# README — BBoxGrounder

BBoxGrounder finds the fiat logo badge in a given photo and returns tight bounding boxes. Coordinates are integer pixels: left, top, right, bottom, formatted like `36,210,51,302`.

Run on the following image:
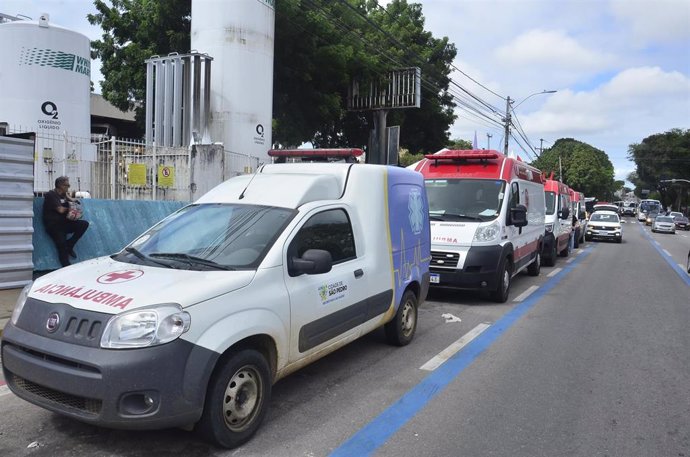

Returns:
46,312,60,333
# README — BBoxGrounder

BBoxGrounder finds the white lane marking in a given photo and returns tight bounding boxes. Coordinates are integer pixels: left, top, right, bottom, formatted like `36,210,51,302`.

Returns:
0,385,10,397
513,285,539,302
441,313,462,323
420,323,491,371
566,257,575,263
663,249,671,256
547,267,562,277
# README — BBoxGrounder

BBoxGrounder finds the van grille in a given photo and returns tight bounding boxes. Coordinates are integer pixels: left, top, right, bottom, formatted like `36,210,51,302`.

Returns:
430,251,459,269
8,372,102,416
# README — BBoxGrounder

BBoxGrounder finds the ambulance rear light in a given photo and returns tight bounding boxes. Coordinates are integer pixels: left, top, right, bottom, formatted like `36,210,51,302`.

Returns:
424,149,500,162
268,148,363,163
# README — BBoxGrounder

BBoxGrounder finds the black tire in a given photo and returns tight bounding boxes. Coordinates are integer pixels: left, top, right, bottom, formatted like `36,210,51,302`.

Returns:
527,250,540,276
585,235,591,242
490,258,512,303
385,290,418,346
197,349,271,449
686,251,690,274
543,243,557,267
616,238,622,243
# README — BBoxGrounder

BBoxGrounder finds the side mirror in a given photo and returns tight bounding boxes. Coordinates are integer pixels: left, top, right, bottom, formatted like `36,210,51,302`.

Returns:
559,207,570,220
290,249,333,276
509,204,528,227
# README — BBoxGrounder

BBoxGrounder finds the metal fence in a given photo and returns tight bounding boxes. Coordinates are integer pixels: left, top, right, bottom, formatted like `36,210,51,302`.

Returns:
8,127,262,201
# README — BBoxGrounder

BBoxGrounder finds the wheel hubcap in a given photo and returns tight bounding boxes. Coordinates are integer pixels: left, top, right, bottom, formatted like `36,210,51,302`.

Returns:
502,269,510,294
222,366,262,431
400,301,416,337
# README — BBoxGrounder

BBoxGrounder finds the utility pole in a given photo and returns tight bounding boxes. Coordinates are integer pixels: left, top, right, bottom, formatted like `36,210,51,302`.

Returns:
487,133,492,150
539,138,544,155
503,96,512,155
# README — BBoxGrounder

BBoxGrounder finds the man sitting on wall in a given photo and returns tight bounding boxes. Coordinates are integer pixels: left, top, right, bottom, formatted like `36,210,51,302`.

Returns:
43,176,89,267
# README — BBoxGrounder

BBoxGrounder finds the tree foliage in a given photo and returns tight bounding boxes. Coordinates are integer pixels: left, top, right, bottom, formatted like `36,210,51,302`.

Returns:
627,128,690,211
88,0,192,133
89,0,457,154
531,138,617,200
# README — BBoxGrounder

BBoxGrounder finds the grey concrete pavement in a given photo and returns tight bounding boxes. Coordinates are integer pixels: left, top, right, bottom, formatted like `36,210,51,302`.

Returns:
0,287,21,338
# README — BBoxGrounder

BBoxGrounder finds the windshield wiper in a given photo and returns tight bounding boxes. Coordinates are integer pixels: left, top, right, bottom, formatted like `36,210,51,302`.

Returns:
430,213,484,222
124,247,175,269
149,253,234,270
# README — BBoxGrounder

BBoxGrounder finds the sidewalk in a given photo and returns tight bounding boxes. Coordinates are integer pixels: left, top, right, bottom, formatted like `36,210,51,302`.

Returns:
0,287,21,338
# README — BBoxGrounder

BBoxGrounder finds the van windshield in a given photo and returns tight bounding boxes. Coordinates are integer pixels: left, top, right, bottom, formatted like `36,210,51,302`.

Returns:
425,179,506,221
115,204,296,270
545,191,557,215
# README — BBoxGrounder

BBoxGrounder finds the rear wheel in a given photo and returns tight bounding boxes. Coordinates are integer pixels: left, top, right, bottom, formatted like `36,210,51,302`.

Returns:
559,240,570,257
197,349,271,449
527,251,540,276
543,243,557,267
385,290,418,346
490,258,512,303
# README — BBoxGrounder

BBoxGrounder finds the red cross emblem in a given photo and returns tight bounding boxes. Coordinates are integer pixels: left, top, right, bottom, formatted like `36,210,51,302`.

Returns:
97,269,145,284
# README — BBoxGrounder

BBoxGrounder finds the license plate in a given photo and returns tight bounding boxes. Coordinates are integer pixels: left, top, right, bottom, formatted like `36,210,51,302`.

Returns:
430,273,440,284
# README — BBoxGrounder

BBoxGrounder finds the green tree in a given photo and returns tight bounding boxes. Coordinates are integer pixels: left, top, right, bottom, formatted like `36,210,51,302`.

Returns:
531,138,617,200
88,0,192,134
628,128,690,211
89,0,457,154
447,138,472,150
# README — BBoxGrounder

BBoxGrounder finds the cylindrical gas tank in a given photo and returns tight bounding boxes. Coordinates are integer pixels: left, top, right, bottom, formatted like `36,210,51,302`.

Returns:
0,15,91,140
0,14,92,192
191,0,275,172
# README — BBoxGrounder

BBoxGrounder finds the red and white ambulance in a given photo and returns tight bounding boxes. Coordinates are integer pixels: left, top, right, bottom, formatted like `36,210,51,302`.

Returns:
569,188,587,248
542,178,573,265
411,149,545,302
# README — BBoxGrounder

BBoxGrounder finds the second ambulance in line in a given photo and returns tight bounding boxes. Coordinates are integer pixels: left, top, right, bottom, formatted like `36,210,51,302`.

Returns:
410,149,545,302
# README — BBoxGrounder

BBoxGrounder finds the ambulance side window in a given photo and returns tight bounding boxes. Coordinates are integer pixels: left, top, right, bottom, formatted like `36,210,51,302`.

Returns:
508,182,520,208
289,209,356,264
506,182,520,224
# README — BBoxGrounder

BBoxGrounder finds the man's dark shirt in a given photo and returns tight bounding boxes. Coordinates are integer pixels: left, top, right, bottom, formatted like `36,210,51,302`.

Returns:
43,190,69,226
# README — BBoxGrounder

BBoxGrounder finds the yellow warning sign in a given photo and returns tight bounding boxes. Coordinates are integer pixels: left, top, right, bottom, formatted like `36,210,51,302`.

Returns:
128,163,147,186
158,165,174,188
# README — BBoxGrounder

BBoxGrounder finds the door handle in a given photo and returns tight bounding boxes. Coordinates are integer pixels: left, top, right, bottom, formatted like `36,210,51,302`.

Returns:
354,269,364,278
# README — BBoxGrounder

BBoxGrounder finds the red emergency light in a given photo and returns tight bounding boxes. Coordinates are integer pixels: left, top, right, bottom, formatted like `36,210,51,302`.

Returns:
424,149,500,163
268,148,364,162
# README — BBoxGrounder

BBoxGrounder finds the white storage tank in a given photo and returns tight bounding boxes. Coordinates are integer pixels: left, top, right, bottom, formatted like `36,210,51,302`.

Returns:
191,0,275,172
0,14,94,193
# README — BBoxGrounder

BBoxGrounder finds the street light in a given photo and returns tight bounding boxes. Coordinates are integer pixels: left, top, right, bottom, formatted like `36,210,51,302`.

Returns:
503,90,557,155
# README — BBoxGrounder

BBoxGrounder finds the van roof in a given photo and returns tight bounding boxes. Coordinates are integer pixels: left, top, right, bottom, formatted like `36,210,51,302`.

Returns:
196,163,352,208
413,149,543,184
544,179,570,194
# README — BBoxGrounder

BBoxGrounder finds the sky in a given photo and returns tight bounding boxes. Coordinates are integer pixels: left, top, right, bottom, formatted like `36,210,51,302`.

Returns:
3,0,689,187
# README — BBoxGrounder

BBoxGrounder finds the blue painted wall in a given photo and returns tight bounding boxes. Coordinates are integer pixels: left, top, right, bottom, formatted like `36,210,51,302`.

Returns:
33,198,188,271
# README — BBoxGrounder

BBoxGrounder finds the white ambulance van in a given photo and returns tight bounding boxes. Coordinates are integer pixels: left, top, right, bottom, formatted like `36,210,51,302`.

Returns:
2,154,431,448
410,149,545,302
541,178,573,265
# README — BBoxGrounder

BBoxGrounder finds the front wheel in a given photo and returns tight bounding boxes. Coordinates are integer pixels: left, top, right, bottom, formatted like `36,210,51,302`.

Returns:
197,349,271,449
385,290,418,346
490,258,512,303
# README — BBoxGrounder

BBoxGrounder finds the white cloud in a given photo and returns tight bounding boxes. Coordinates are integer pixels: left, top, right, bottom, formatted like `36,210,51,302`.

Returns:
495,29,614,72
610,0,690,44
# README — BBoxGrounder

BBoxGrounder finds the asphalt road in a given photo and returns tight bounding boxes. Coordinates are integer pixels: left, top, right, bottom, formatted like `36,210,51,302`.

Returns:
1,218,688,457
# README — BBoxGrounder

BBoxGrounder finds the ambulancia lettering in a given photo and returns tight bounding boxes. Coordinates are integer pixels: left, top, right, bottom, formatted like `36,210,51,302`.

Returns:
34,283,134,309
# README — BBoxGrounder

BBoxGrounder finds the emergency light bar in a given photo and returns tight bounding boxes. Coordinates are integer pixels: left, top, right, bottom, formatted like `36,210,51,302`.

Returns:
268,148,364,163
424,149,500,161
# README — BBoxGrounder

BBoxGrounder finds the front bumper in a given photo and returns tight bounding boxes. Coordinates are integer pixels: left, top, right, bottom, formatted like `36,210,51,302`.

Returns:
586,228,621,240
1,298,218,430
429,245,503,291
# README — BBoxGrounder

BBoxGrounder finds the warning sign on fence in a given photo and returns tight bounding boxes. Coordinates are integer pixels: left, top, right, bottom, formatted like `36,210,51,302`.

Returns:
158,165,174,188
128,163,147,186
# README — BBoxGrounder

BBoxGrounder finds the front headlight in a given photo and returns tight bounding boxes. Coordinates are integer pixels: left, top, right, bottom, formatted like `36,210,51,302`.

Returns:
474,220,501,243
101,304,191,349
10,282,33,325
